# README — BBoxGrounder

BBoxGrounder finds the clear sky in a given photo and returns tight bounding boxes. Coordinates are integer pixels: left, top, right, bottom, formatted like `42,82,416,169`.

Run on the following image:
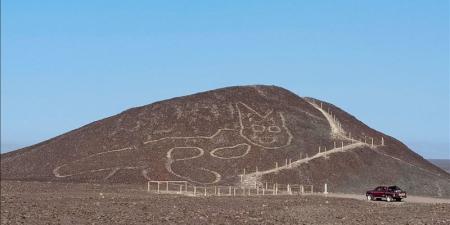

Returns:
1,1,449,159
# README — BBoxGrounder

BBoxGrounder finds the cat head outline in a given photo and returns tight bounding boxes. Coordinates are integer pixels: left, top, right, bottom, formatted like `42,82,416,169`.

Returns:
236,102,293,149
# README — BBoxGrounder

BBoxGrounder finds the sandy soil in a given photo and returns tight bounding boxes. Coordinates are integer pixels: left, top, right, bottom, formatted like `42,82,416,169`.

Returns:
1,181,449,225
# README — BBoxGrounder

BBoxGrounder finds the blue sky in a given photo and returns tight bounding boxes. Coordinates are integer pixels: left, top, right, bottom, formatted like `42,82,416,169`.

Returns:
1,1,449,159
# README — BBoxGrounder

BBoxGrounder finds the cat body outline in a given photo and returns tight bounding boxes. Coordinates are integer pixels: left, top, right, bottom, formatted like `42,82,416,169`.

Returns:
53,102,293,184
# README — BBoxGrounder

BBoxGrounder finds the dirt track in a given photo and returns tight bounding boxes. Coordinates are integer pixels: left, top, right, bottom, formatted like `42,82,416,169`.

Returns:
325,193,450,204
1,181,450,225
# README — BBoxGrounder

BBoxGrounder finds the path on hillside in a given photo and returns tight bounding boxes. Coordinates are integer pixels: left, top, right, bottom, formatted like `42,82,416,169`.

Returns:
307,100,445,179
240,99,445,187
307,100,347,139
240,100,370,187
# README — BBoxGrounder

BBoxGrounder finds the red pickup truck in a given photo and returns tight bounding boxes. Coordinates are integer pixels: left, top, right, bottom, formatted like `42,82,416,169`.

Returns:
366,186,407,202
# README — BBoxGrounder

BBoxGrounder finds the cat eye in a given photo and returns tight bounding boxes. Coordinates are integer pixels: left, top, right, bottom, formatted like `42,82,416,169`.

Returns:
268,126,281,133
251,124,265,132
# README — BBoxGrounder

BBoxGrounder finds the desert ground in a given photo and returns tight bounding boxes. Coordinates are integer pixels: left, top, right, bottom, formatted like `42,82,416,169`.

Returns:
1,181,449,225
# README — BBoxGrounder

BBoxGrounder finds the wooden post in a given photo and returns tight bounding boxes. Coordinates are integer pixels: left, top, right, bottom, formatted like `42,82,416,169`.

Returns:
194,186,197,196
311,185,314,193
371,138,374,147
157,182,160,193
243,168,246,175
324,183,328,194
285,158,288,166
233,187,236,196
265,182,268,190
204,187,207,196
147,182,150,192
275,183,278,195
382,137,384,146
262,187,265,195
166,182,169,192
319,146,321,153
341,141,344,150
257,185,259,195
334,142,336,149
229,186,232,196
276,162,278,169
273,184,276,195
218,187,221,196
301,185,304,194
179,185,182,194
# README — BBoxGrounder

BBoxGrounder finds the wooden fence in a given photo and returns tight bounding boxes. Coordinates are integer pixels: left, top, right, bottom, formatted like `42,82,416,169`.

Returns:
147,181,318,197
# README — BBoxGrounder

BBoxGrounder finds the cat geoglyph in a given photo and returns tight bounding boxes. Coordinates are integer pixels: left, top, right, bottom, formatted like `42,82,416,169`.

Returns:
53,102,293,184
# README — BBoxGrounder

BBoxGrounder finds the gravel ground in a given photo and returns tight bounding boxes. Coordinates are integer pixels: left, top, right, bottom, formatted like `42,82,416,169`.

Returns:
1,181,449,225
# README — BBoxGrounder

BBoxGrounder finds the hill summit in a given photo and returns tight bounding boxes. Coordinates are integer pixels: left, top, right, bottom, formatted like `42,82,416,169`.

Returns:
2,85,449,196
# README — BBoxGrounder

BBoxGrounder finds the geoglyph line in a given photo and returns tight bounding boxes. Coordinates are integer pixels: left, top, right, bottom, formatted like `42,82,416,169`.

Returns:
52,146,137,178
52,98,445,186
53,102,294,184
165,146,223,184
161,102,293,184
237,102,293,149
143,128,236,144
210,143,251,159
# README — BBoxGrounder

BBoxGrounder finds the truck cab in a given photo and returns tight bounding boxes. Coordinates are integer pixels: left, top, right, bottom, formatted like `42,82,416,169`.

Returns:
366,186,407,202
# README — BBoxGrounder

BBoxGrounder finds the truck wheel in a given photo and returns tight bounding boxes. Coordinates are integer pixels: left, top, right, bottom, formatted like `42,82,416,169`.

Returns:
386,196,393,202
367,195,373,201
396,198,402,202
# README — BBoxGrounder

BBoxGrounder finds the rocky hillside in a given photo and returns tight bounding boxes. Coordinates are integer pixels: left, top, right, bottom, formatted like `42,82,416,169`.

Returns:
429,159,450,173
1,85,449,197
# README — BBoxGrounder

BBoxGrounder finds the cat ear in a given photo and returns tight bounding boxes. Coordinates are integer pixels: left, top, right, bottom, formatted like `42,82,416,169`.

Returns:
265,112,284,125
236,102,259,124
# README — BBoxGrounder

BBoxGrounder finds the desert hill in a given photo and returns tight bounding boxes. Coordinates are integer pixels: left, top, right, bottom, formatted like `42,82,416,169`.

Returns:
429,159,450,173
1,85,449,197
